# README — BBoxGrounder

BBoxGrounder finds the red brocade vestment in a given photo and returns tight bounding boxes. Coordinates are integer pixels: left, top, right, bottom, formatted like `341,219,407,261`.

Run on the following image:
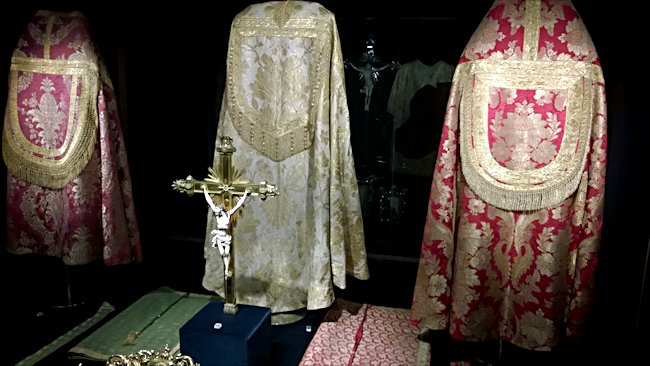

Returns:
410,0,607,350
2,10,142,265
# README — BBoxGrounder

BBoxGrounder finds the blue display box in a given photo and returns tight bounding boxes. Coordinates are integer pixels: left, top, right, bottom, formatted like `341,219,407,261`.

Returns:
179,301,272,366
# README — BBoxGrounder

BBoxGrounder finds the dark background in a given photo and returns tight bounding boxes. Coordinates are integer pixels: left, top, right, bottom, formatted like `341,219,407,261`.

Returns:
0,1,647,365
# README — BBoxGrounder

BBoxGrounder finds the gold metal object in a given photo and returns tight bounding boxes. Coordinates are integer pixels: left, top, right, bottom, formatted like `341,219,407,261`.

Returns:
106,344,197,366
172,136,278,315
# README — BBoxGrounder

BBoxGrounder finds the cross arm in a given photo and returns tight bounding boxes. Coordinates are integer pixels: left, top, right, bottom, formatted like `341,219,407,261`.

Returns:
172,175,279,200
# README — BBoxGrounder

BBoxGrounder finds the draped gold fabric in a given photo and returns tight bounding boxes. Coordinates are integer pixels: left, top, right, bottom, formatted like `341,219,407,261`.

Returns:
203,1,369,314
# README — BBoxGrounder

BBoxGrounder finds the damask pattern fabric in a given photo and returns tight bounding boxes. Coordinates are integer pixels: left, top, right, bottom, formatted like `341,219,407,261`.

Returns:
204,1,369,314
2,10,141,265
299,300,428,366
410,0,607,351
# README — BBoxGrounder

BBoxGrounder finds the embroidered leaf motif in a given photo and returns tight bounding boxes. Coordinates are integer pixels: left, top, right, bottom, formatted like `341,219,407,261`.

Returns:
25,77,66,149
272,2,301,27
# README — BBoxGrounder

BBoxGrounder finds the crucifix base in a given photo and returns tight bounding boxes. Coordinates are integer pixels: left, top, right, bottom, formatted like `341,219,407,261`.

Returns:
180,301,272,366
224,303,237,315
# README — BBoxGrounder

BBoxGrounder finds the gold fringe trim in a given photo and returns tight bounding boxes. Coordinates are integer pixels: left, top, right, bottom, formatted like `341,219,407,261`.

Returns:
462,163,585,211
457,59,601,211
2,57,99,189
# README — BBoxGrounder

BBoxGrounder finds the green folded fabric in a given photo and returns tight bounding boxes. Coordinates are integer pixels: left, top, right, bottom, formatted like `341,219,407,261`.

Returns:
16,302,116,366
69,287,217,361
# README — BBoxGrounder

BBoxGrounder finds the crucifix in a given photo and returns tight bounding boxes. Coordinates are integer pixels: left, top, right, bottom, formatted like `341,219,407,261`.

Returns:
172,136,279,315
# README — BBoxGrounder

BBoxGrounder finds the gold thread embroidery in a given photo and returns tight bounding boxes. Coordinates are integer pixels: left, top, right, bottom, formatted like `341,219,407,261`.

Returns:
273,0,301,27
226,13,331,161
44,15,54,59
458,59,601,210
523,0,541,61
2,57,99,188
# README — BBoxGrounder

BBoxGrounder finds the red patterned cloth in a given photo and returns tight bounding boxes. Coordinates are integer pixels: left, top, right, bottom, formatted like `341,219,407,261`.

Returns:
2,10,141,265
300,300,429,366
410,0,606,351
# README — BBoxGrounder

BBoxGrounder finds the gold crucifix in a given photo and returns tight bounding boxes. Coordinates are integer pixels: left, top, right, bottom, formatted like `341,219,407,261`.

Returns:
172,136,278,314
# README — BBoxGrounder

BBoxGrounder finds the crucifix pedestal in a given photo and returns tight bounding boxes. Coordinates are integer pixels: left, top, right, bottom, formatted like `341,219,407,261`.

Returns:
172,136,278,315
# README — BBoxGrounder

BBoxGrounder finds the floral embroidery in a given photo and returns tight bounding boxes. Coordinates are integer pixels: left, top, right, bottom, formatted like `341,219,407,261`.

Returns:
489,88,565,170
